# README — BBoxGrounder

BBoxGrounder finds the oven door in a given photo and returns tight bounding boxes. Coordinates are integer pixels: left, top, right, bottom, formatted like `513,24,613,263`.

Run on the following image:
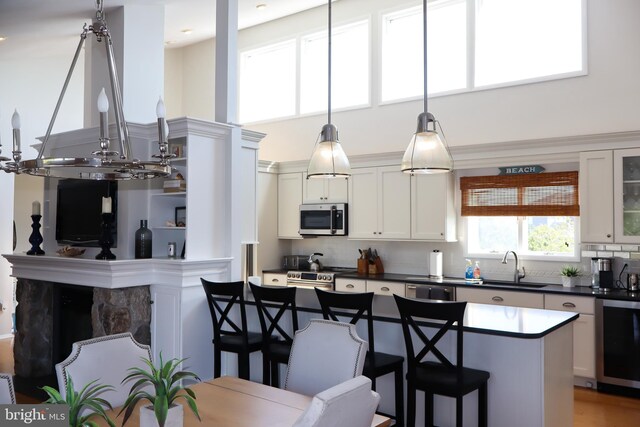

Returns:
596,298,640,390
299,204,347,236
406,284,455,301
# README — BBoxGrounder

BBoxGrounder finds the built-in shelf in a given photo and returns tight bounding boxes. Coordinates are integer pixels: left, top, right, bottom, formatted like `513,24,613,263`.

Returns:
153,226,186,230
152,192,186,197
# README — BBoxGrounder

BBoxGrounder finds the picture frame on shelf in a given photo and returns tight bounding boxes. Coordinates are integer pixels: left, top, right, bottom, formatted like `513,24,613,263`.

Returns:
175,206,186,227
169,142,183,158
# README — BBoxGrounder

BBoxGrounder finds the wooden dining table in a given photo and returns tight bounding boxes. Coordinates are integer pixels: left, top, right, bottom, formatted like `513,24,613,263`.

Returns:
95,376,391,427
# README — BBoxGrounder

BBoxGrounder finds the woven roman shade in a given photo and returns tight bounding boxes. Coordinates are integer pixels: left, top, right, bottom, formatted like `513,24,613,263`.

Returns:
460,171,579,216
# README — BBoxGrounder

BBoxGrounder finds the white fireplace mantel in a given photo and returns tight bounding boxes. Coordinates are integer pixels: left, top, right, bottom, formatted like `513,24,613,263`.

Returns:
3,253,232,289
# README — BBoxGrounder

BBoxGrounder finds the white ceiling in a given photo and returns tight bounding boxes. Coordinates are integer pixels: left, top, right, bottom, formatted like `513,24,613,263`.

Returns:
0,0,328,60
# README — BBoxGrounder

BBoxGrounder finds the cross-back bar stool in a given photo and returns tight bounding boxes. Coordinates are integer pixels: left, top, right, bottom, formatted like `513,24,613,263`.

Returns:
394,295,490,427
249,282,299,387
315,287,405,427
201,279,263,380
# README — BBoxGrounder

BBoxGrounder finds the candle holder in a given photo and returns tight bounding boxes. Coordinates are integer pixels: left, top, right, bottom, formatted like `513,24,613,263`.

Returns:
96,213,116,260
26,215,45,255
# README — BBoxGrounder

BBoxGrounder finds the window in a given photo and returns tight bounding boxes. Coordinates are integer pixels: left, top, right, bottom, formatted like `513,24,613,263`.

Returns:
461,172,580,260
381,0,585,103
300,20,369,114
239,40,296,123
381,1,467,102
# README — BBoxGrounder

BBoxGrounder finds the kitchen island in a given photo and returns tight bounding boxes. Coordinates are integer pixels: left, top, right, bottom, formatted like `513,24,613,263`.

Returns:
250,279,578,427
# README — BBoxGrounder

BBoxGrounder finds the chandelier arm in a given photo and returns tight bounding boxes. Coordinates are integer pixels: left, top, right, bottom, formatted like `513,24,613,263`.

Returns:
38,31,88,159
104,30,132,160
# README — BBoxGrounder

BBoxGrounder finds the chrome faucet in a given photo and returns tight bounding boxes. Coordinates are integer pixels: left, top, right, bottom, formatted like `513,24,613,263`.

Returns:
502,251,526,284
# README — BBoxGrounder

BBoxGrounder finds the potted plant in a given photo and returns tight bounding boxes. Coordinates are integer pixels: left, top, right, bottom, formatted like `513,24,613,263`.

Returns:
119,354,201,427
42,377,116,427
560,265,581,287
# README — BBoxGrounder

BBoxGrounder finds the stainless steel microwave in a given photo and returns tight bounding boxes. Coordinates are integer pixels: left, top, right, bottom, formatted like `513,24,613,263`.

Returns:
299,203,348,236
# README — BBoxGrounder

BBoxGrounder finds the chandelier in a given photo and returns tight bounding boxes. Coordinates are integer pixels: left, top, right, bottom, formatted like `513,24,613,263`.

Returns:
0,1,172,180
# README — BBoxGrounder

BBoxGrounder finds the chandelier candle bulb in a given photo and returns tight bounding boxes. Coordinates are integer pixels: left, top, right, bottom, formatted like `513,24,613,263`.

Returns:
101,196,112,214
97,87,109,140
156,97,168,144
11,109,20,154
31,201,40,216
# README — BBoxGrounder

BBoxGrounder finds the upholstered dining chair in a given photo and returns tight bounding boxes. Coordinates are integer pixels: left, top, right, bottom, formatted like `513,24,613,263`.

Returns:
292,376,381,427
0,373,16,404
55,332,152,408
284,319,368,397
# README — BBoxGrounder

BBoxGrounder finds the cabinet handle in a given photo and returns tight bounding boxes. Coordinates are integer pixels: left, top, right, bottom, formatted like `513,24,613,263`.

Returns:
606,234,612,238
346,284,355,289
272,278,279,282
492,296,504,302
381,287,390,292
562,302,576,308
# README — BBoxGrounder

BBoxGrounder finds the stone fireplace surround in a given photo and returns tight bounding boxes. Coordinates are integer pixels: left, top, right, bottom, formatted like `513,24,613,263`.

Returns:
14,278,151,378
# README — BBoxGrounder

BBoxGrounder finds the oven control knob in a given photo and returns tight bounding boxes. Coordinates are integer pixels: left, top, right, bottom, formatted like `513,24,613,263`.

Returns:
296,273,301,279
287,273,292,278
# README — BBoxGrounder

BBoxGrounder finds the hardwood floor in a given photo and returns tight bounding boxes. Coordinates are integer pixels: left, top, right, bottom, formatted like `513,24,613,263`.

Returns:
2,337,640,424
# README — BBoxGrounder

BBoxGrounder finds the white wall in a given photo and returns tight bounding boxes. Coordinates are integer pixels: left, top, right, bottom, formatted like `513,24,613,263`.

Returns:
166,0,640,161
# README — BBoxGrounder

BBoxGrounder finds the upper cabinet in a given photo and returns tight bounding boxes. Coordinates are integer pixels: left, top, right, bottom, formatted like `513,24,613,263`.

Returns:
278,173,303,239
614,148,640,243
303,173,348,203
411,173,457,241
349,166,411,239
580,151,614,243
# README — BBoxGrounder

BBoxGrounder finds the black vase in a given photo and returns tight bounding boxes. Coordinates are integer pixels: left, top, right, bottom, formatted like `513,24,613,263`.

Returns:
135,220,152,259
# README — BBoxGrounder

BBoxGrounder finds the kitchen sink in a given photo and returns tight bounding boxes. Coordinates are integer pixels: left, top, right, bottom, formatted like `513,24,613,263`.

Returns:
480,280,547,289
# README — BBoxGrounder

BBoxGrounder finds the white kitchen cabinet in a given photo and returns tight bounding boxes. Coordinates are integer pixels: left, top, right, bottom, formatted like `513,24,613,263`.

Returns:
366,280,405,297
302,173,348,203
614,148,640,243
278,173,303,239
349,166,411,239
335,277,367,293
262,273,288,286
411,173,457,241
580,151,614,243
544,294,595,380
456,287,544,309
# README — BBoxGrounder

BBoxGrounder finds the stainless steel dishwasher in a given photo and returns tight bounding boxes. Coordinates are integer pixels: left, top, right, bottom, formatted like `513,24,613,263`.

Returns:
406,283,456,301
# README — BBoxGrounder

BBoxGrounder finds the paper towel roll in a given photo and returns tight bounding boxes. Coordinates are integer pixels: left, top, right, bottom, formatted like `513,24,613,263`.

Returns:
429,251,443,278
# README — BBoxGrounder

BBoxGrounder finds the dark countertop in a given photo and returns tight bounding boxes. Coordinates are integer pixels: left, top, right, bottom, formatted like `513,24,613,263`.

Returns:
262,268,640,302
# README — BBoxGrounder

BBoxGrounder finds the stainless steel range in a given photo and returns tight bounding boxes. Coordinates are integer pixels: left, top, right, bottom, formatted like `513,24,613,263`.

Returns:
286,271,336,290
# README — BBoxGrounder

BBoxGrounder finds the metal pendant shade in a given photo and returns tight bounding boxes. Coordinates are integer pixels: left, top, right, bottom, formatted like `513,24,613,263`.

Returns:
306,0,351,179
401,0,453,174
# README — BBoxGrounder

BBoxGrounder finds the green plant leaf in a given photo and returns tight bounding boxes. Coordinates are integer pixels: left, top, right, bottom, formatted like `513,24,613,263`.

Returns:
154,394,169,427
178,394,201,421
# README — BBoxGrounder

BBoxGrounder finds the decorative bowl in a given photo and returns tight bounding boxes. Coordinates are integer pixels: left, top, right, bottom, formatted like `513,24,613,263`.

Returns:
56,246,86,257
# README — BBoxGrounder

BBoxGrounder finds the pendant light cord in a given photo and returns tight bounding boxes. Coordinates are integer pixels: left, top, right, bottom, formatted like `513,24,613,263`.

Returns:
423,0,428,116
328,0,332,126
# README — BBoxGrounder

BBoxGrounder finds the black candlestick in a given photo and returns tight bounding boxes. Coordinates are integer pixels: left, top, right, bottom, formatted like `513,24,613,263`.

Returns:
26,215,45,255
96,213,116,260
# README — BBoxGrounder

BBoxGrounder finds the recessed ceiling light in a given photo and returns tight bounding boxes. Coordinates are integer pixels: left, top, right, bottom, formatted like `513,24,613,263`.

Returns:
181,29,193,35
256,3,267,10
0,36,7,42
164,40,176,45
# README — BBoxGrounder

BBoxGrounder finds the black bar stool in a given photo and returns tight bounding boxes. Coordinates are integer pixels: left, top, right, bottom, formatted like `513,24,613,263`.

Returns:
249,282,299,387
394,295,490,427
201,279,263,380
315,288,405,427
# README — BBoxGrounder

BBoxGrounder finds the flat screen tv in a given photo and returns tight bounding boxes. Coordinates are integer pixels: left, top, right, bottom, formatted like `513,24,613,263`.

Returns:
56,179,117,247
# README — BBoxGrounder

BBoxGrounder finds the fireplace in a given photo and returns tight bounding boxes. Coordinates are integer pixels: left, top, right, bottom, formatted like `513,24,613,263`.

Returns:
13,278,151,396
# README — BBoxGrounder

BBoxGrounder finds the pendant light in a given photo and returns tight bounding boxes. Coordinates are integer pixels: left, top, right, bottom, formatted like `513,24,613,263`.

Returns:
306,0,351,179
401,0,453,174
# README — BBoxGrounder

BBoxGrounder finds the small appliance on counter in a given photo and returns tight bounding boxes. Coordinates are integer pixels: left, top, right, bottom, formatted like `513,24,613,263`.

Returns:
282,255,310,270
591,257,613,290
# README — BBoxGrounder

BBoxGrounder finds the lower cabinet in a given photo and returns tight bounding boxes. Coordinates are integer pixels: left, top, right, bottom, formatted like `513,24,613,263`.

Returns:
335,278,405,297
544,294,596,380
262,273,288,286
456,287,544,309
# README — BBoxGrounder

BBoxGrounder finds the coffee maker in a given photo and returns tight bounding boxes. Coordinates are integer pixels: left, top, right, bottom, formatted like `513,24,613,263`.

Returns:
591,257,613,290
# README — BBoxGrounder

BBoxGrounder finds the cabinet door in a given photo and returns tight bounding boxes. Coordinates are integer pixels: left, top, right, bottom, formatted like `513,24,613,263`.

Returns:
614,148,640,243
456,287,544,308
335,278,367,293
573,313,596,379
326,177,348,203
366,280,406,297
303,173,348,203
349,168,379,239
378,166,411,239
411,173,457,241
278,173,303,239
263,273,288,287
580,151,614,243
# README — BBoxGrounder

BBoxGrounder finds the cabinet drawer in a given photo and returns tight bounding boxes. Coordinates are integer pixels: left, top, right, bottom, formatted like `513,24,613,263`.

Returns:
367,280,405,297
335,278,367,293
262,273,287,287
544,294,594,314
456,287,543,308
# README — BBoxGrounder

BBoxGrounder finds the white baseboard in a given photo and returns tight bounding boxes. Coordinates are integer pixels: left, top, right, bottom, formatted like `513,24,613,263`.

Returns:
0,333,14,340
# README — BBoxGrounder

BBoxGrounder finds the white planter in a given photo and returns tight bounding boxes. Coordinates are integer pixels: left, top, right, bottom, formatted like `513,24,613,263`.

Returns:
561,276,580,287
140,403,184,427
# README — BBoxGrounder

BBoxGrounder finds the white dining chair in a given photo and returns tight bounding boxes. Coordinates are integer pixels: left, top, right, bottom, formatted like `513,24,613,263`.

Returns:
284,319,368,397
0,373,16,404
55,332,152,408
292,376,380,427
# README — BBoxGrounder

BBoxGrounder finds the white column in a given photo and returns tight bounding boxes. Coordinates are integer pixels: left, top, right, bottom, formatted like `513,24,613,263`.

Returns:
0,173,14,337
214,0,238,124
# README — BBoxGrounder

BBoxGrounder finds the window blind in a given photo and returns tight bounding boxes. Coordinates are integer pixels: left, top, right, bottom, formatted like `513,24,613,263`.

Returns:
460,171,579,216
